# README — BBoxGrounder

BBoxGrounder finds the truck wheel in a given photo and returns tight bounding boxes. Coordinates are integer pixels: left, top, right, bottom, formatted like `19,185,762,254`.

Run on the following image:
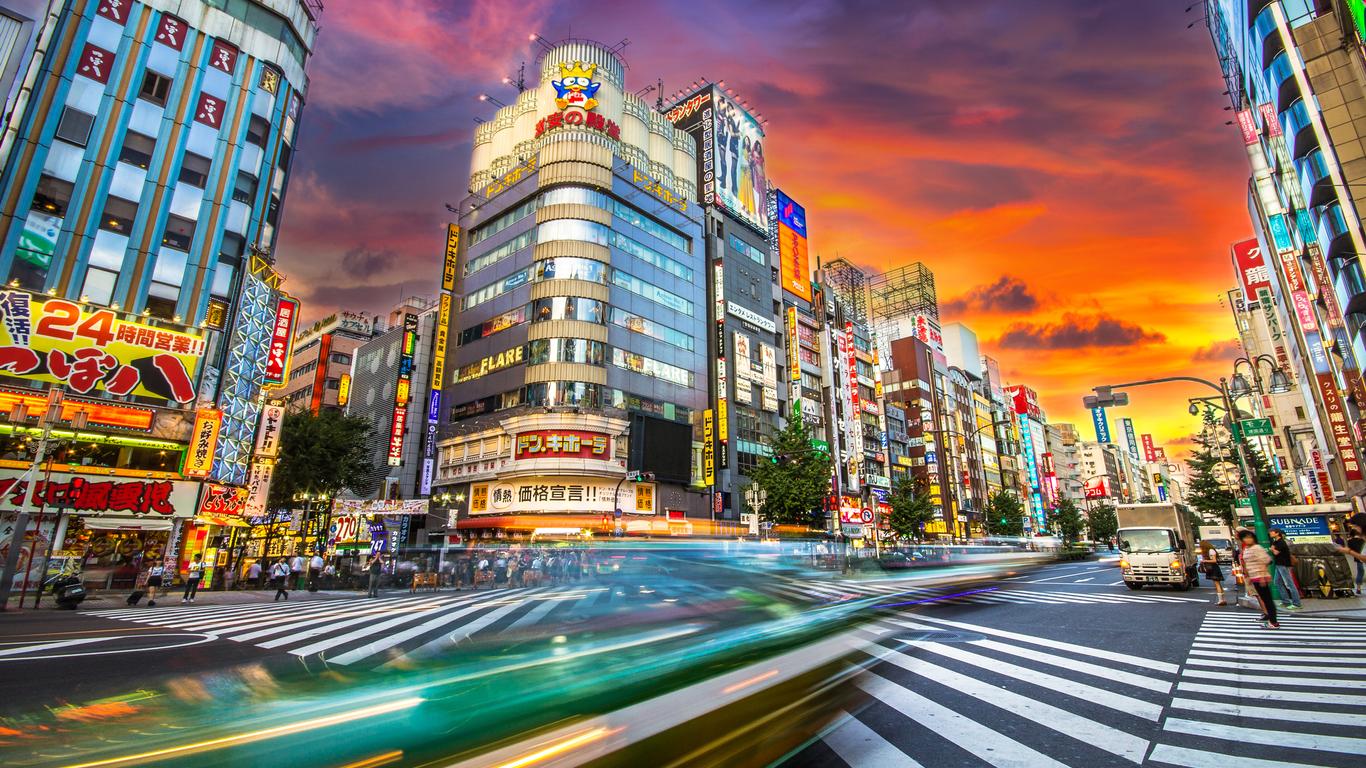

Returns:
1173,578,1191,592
1125,582,1144,591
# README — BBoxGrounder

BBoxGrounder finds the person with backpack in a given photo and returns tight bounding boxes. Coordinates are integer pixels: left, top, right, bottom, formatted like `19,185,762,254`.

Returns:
1238,530,1278,629
181,556,204,603
270,558,291,601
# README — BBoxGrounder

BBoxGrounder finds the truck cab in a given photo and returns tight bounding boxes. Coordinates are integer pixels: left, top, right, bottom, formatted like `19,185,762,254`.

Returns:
1116,503,1200,591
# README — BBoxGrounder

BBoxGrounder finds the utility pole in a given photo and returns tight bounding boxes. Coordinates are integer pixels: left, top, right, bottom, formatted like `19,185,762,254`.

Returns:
1,388,63,610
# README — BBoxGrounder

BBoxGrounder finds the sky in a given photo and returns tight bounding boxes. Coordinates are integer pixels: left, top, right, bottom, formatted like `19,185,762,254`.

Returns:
274,0,1253,458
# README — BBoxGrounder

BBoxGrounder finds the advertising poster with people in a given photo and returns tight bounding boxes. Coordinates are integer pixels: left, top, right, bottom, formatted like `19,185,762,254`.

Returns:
711,90,768,232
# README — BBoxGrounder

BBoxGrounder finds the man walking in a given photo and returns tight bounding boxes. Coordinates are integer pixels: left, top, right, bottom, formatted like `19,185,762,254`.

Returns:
289,552,305,591
181,556,204,603
308,551,324,592
367,556,383,598
1268,528,1302,611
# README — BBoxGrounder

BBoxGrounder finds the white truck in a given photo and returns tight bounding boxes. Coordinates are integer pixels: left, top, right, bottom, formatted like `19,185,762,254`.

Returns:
1116,503,1200,591
1197,524,1235,566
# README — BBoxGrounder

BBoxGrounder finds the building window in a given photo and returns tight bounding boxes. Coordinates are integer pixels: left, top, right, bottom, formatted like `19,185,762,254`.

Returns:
100,196,138,234
232,172,257,204
470,195,538,244
611,348,694,387
608,308,693,351
330,353,351,365
119,132,156,169
161,215,195,251
30,174,73,216
246,115,270,147
54,107,95,147
139,72,171,107
178,153,211,188
325,378,340,390
527,338,606,365
533,256,607,284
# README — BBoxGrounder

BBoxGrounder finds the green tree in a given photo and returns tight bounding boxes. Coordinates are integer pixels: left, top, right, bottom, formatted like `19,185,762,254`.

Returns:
268,408,376,509
1052,498,1085,545
750,418,832,527
885,477,937,541
983,491,1025,537
1087,502,1119,544
1186,416,1296,526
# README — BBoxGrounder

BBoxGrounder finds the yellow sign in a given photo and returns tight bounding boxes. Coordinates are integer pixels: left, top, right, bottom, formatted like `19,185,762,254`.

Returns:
0,292,203,402
631,168,688,213
482,156,538,198
337,373,351,407
442,225,460,292
431,294,451,389
702,409,715,486
470,483,489,513
635,483,654,513
456,345,524,383
184,408,222,479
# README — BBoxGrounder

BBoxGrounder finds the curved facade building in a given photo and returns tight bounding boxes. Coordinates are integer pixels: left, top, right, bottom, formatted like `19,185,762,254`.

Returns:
436,40,708,537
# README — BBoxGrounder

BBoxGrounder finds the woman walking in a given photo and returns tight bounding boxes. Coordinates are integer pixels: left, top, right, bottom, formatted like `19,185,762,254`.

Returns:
1199,540,1227,606
1238,530,1278,629
144,561,165,607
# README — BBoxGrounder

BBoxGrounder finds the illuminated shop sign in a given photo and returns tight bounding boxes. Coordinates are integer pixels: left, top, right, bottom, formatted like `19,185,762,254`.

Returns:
631,168,688,213
1318,372,1363,481
456,345,525,383
442,225,460,292
263,296,298,386
703,409,715,486
775,190,811,302
469,476,655,515
482,157,538,198
388,315,419,467
432,294,451,389
0,387,154,431
0,471,198,515
727,301,777,333
184,408,222,479
1122,418,1141,462
514,430,610,460
337,373,351,406
0,292,202,402
254,403,284,458
199,483,247,517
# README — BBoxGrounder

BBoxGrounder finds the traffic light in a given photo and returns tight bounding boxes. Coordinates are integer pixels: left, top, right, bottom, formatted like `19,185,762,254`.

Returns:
628,471,656,481
1084,386,1130,409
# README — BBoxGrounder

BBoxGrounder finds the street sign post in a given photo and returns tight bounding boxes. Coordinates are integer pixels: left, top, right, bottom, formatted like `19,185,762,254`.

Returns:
1235,418,1274,438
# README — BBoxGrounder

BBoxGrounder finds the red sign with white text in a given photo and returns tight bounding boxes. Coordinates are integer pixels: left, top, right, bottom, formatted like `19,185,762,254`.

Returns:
96,1,129,24
77,43,114,84
155,14,186,50
1141,434,1156,462
514,430,610,460
208,39,239,75
263,297,297,385
1231,238,1271,301
1317,373,1363,481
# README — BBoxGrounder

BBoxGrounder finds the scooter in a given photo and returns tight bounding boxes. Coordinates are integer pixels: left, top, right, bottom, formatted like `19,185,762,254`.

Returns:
45,573,87,609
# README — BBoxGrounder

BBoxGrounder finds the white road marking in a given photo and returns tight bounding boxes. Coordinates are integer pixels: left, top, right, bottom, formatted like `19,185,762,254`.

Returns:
1164,717,1366,754
821,710,924,768
1168,697,1366,727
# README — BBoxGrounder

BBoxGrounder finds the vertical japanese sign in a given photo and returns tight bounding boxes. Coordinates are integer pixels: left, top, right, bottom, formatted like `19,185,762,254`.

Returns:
442,225,460,292
1236,109,1259,145
432,293,451,389
1317,373,1363,481
702,408,715,486
184,408,222,478
309,333,331,415
1141,434,1156,463
388,315,419,467
775,190,811,301
337,373,351,407
844,322,862,489
786,307,801,418
420,390,440,496
1231,239,1271,302
1122,418,1141,462
1091,407,1111,443
243,461,273,517
713,259,728,468
254,403,284,458
263,296,298,386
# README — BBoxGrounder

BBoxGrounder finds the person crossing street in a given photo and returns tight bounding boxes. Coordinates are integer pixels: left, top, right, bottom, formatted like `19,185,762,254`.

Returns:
1267,528,1302,611
181,556,204,603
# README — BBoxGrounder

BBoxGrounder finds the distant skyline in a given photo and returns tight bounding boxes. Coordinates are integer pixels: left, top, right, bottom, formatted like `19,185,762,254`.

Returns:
275,0,1252,456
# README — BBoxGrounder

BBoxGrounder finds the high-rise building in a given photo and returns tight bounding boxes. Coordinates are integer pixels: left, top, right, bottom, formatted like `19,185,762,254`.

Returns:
280,310,375,414
0,1,317,596
1204,0,1366,499
435,40,709,539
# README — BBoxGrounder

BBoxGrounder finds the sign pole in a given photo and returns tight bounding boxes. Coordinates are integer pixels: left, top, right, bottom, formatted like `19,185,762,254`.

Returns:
0,389,61,610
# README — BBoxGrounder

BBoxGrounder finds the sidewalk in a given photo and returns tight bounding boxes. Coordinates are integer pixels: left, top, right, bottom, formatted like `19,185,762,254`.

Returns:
9,585,481,611
1293,591,1366,619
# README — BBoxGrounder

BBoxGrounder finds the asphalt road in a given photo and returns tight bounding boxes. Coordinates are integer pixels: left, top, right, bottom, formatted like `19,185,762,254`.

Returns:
2,556,1361,767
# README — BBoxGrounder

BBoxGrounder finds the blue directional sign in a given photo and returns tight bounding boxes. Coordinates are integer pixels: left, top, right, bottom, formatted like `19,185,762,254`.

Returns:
1091,407,1111,443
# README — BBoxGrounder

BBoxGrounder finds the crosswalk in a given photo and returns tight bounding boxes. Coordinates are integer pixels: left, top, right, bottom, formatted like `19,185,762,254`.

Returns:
807,613,1179,766
769,577,1209,607
83,582,727,667
1148,612,1366,768
797,610,1366,767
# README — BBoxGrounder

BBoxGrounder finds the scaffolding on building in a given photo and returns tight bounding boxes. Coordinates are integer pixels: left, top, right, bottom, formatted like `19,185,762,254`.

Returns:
822,258,870,324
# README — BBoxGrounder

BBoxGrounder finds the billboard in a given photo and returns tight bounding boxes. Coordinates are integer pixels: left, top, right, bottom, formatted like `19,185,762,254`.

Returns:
1091,407,1111,443
668,86,767,233
1084,476,1112,499
0,291,202,402
1231,238,1270,302
388,315,419,467
184,408,222,479
263,296,298,386
775,190,810,301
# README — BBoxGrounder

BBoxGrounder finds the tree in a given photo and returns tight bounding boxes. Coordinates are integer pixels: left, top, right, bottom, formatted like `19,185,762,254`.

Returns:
885,477,936,542
983,491,1025,537
1052,498,1085,545
750,417,832,527
268,408,375,509
1087,503,1118,544
1186,414,1296,526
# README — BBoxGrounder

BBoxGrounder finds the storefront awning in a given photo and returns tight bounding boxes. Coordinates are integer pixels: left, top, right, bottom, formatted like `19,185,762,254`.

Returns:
195,514,250,528
81,515,176,531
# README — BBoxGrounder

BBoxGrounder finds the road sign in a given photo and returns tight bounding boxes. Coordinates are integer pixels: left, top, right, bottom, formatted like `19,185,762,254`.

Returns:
1236,497,1253,508
1237,418,1274,438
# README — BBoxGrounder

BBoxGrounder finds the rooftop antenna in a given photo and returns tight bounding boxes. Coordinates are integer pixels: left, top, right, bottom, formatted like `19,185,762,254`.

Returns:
528,32,554,52
503,62,527,93
609,37,631,54
478,93,507,108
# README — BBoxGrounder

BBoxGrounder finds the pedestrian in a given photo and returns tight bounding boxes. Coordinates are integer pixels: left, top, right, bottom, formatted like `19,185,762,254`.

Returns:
181,556,204,603
271,558,291,601
1238,530,1279,629
289,552,305,590
1199,540,1227,606
142,560,165,607
245,560,262,590
1267,528,1302,611
367,556,383,598
463,556,475,590
308,551,324,592
1337,527,1366,593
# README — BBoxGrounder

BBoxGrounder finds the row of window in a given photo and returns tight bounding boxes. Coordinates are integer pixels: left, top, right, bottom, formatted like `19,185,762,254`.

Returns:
537,219,694,281
455,298,695,354
447,383,692,424
462,262,694,317
454,340,694,388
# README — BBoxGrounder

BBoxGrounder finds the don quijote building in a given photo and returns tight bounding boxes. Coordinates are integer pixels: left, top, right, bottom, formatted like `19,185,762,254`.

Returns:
433,40,727,541
0,0,318,601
